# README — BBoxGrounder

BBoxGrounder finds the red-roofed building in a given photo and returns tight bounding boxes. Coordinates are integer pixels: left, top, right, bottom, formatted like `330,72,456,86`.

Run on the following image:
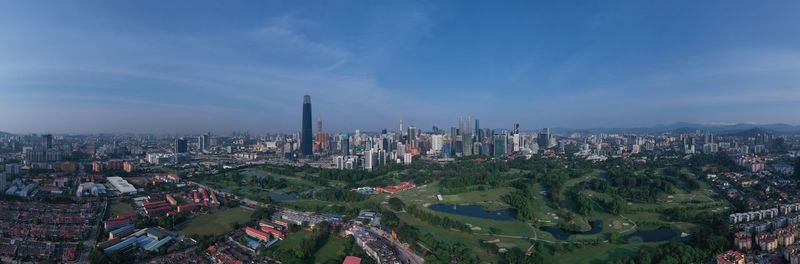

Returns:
379,181,416,194
216,252,243,264
123,161,135,173
166,195,177,206
178,202,201,213
245,227,270,242
259,226,285,240
103,218,131,230
716,250,745,264
145,205,171,217
143,200,169,208
343,256,362,264
92,162,104,172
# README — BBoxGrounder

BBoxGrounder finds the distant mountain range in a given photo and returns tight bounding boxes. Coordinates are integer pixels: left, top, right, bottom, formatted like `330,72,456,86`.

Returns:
551,122,800,135
0,131,11,136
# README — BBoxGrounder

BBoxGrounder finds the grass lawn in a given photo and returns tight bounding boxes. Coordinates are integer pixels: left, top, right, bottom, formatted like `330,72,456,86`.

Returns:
108,202,135,217
313,235,351,263
180,207,253,237
439,187,514,211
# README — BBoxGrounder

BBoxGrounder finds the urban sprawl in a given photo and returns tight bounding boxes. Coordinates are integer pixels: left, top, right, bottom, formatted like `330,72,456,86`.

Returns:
1,95,800,263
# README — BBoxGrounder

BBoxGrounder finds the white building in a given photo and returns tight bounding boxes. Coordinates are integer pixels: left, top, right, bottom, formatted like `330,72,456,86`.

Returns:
365,148,376,170
431,135,444,154
107,176,137,194
403,153,413,165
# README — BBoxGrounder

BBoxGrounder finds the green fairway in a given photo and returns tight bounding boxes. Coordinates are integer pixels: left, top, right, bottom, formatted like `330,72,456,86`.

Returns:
180,207,253,237
108,202,134,217
439,187,514,211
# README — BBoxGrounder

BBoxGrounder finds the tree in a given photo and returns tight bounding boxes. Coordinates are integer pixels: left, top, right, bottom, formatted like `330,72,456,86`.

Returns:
609,197,625,215
89,249,110,264
388,197,405,211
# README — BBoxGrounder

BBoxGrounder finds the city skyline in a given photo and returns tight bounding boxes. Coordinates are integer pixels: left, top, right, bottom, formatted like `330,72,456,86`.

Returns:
3,1,800,133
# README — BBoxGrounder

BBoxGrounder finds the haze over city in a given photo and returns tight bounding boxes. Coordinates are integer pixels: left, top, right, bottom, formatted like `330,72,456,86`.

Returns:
3,1,800,134
6,1,800,264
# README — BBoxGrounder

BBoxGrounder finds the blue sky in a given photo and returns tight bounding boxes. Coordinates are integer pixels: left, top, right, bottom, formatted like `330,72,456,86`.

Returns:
2,1,800,134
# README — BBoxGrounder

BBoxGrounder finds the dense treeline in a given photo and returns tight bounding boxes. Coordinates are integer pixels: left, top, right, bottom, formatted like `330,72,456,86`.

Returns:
309,188,366,202
594,165,676,203
436,160,511,190
388,197,405,211
573,192,593,216
501,182,536,220
510,156,593,208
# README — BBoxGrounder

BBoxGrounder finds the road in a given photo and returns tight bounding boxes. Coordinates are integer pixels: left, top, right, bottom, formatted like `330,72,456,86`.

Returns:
368,227,424,264
75,199,107,263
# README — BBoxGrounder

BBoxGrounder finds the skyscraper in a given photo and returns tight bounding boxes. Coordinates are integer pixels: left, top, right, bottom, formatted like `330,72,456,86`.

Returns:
537,128,551,148
199,133,214,153
341,133,350,156
494,133,507,157
407,126,417,147
474,119,481,142
301,95,313,156
42,134,53,149
175,137,188,153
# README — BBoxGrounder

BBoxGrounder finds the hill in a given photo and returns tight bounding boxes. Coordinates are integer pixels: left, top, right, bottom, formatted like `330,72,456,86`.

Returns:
553,122,800,135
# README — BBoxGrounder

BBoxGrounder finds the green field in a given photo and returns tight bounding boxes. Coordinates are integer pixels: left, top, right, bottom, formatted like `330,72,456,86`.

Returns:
196,160,728,263
313,235,351,263
196,167,334,204
387,167,726,263
108,202,135,217
180,207,253,237
439,187,515,211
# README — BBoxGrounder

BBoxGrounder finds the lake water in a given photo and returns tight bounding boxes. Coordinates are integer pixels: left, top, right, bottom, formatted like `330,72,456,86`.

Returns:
624,228,678,242
428,204,515,221
540,220,604,240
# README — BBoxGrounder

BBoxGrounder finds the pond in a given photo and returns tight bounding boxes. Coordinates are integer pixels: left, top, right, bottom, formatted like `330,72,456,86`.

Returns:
540,220,603,240
624,228,679,242
428,204,515,221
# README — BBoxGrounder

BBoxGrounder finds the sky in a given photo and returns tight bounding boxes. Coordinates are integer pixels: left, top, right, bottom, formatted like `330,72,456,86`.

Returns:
2,1,800,134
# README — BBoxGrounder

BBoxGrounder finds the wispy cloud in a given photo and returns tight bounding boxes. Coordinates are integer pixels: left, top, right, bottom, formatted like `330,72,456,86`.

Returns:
0,6,437,133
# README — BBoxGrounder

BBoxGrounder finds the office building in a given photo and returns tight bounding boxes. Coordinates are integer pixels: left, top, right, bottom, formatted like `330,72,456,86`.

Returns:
537,128,551,149
199,133,211,153
301,95,313,156
175,137,188,153
494,134,507,157
365,148,376,170
42,134,53,149
407,126,417,147
341,133,350,156
474,119,481,142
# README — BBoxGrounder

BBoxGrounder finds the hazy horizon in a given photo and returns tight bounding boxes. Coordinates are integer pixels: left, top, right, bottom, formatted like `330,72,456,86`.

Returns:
3,1,800,133
4,120,800,135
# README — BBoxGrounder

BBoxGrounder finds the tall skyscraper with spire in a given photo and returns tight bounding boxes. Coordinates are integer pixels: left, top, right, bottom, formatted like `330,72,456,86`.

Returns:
301,95,313,156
